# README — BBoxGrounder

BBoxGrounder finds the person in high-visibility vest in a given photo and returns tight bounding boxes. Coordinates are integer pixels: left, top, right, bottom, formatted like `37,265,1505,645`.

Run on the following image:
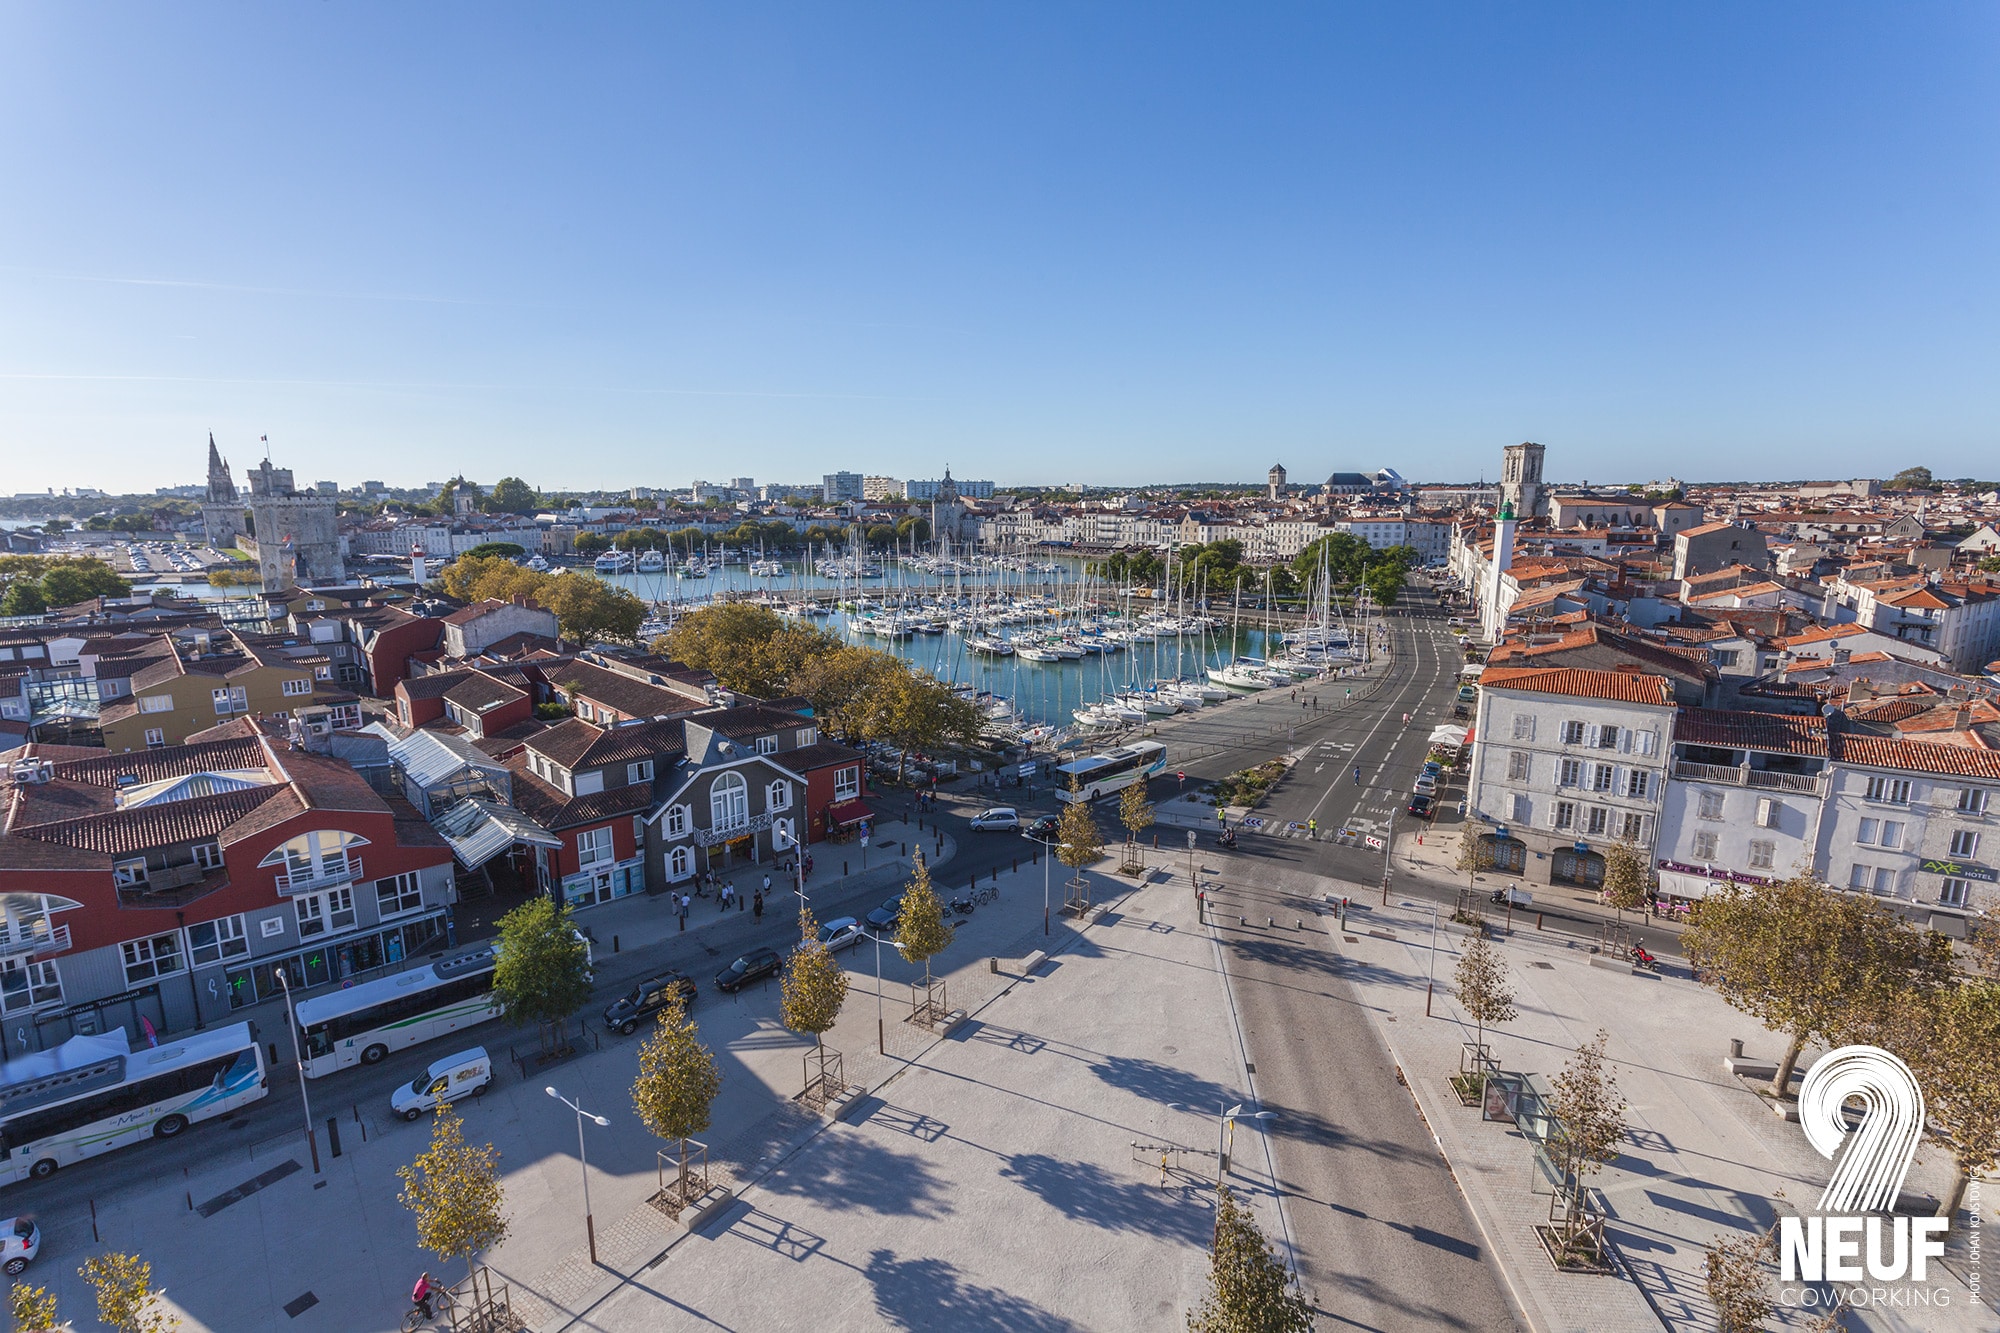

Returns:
1307,818,1317,840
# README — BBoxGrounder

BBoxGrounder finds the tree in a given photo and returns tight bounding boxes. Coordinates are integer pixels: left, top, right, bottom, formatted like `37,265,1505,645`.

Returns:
397,1103,509,1284
1600,844,1649,924
894,850,954,1009
1703,1225,1775,1333
571,532,611,554
9,1281,63,1332
0,581,46,616
40,518,70,534
487,476,539,515
1882,977,2000,1220
1057,779,1105,872
537,570,647,642
1888,465,1934,491
1362,562,1403,610
1452,933,1516,1060
463,542,526,561
78,1252,176,1333
1548,1029,1626,1174
781,906,849,1057
1682,871,1954,1095
491,897,594,1055
631,990,722,1204
1186,1184,1314,1333
38,559,130,606
1119,778,1155,865
859,669,984,781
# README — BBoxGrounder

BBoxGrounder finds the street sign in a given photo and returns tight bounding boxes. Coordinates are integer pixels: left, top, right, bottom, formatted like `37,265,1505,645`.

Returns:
860,835,870,848
1365,835,1383,850
1187,831,1196,848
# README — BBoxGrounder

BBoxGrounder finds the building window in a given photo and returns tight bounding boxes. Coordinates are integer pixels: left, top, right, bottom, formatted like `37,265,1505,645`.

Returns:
1939,879,1970,907
193,841,224,870
1591,764,1615,793
1747,840,1775,869
1950,830,1981,859
211,685,247,715
768,780,792,811
187,915,249,967
833,766,861,802
1512,715,1535,741
1692,831,1719,861
577,700,595,722
113,859,148,887
1959,788,1991,815
796,728,818,747
1848,864,1872,890
121,933,185,984
1755,797,1782,829
1553,801,1575,831
1508,751,1531,781
665,805,689,839
1618,812,1645,843
282,677,312,697
1511,794,1532,824
711,772,749,831
294,887,356,938
376,872,424,918
1558,758,1581,788
1857,819,1904,850
139,694,174,713
1561,720,1586,745
0,958,62,1015
144,728,166,748
633,815,647,847
1597,726,1621,750
670,846,692,880
1865,776,1911,805
1698,790,1725,820
627,760,654,785
755,735,779,756
1585,807,1608,836
577,826,614,869
1626,770,1650,799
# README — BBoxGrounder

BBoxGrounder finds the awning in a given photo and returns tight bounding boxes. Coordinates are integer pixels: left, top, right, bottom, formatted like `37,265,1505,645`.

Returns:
433,797,563,869
1429,725,1468,745
825,799,874,828
1459,663,1485,678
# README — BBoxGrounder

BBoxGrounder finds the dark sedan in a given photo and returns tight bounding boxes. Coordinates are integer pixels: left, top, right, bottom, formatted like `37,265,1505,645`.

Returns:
865,894,905,933
715,948,783,993
1023,815,1060,842
1406,793,1436,818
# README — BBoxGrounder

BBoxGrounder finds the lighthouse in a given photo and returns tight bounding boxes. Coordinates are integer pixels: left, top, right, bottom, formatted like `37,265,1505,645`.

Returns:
1482,501,1516,644
410,544,427,586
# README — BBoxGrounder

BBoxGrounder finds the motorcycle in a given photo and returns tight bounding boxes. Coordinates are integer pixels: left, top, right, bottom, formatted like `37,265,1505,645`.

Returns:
947,896,976,918
1631,947,1660,972
1216,829,1237,849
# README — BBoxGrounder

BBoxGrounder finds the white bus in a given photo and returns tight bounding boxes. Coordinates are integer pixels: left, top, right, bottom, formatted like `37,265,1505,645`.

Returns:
295,950,501,1078
1055,741,1169,803
0,1022,267,1183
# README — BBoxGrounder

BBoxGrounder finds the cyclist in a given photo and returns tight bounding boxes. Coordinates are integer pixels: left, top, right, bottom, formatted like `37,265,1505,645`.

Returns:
412,1273,436,1322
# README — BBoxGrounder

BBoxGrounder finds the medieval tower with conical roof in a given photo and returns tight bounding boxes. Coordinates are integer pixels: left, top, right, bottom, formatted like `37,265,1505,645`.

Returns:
198,436,344,588
200,433,244,550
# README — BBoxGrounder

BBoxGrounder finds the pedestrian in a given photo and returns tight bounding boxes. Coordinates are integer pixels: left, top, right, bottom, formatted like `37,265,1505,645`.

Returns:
754,890,764,920
677,895,689,930
1352,765,1361,786
762,872,772,897
1307,817,1317,840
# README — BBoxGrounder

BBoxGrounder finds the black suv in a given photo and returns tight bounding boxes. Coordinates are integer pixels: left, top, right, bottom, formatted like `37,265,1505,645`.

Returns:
1023,814,1060,842
715,947,783,993
602,971,698,1035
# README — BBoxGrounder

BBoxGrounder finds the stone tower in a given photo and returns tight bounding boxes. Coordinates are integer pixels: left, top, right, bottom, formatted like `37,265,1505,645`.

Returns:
200,434,244,550
1500,442,1546,520
1268,463,1287,502
244,446,344,590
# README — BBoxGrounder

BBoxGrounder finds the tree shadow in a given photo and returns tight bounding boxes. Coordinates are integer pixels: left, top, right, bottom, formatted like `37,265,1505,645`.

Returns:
1090,1053,1241,1118
755,1133,952,1219
999,1152,1215,1248
863,1247,1083,1333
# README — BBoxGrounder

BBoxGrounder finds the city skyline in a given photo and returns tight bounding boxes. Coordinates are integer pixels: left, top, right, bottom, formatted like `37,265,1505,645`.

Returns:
3,5,1997,491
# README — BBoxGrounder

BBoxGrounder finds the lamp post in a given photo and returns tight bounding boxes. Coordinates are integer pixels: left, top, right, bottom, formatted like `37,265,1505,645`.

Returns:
273,970,320,1174
1171,1100,1276,1184
775,824,806,908
1029,832,1057,935
545,1085,610,1264
857,929,903,1054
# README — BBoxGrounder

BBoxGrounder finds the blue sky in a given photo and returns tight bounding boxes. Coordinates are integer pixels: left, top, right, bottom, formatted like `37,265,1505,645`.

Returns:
1,3,1995,493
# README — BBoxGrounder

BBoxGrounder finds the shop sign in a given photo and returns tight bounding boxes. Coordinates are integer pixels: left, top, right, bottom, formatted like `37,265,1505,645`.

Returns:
1656,860,1774,887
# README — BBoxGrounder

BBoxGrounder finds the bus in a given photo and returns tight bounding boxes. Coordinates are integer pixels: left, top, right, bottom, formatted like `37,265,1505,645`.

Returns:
1054,741,1169,803
0,1022,267,1183
295,949,501,1078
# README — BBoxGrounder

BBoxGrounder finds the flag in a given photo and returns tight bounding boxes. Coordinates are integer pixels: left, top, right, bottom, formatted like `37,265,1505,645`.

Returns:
139,1015,159,1048
260,435,268,443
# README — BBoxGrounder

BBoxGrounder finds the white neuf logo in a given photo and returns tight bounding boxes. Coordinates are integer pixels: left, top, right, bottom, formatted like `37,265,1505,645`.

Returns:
1781,1045,1949,1284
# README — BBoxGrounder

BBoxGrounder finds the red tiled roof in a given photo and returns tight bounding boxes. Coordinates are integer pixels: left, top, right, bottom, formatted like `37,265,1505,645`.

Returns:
1476,666,1675,706
1834,735,2000,780
1674,708,1828,756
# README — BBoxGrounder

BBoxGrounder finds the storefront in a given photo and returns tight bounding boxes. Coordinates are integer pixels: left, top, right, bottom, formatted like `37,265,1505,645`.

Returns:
561,856,645,909
1551,843,1606,888
1653,860,1773,914
822,799,874,844
1479,831,1527,874
218,909,450,1012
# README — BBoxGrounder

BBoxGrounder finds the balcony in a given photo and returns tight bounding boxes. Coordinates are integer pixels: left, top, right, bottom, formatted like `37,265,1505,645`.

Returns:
117,861,229,909
1672,761,1824,796
694,812,773,848
275,855,363,896
0,920,70,958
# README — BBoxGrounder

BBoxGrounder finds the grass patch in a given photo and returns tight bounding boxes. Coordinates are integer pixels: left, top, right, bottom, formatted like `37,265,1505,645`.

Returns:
1210,759,1289,809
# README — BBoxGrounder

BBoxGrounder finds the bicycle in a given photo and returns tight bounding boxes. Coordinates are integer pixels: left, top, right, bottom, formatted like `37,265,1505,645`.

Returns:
402,1288,458,1332
972,885,999,906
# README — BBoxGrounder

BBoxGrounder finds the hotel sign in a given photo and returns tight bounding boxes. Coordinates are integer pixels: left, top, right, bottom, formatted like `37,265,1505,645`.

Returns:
1656,860,1775,887
1919,859,1998,883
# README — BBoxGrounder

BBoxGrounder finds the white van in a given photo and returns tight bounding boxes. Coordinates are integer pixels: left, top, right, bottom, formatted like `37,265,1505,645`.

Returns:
391,1047,493,1121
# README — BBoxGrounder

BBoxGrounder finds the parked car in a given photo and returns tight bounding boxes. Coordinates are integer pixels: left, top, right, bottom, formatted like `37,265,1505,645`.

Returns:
716,947,783,993
865,895,906,932
1412,772,1438,795
817,916,865,953
1,1218,39,1276
602,971,698,1035
390,1047,493,1122
968,807,1020,831
1023,814,1060,841
1406,793,1435,818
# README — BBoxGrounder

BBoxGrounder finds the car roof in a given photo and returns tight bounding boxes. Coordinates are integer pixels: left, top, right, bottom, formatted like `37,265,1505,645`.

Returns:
427,1047,488,1076
821,916,858,931
980,807,1016,815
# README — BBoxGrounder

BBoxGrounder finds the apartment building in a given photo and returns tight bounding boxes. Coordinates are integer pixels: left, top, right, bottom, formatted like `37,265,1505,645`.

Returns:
1819,736,2000,927
1468,667,1676,887
98,627,359,752
1653,709,1828,903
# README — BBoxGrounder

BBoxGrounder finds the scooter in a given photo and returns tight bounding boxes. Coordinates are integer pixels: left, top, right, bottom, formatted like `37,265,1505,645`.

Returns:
1217,829,1237,850
947,895,976,918
1631,946,1660,972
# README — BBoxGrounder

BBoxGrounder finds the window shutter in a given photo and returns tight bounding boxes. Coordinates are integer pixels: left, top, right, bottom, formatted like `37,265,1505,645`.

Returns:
1617,727,1632,753
1637,730,1657,756
1586,724,1601,748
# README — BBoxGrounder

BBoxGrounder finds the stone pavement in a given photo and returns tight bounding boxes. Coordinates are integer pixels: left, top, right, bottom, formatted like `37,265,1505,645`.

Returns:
1333,894,1995,1333
540,861,1284,1332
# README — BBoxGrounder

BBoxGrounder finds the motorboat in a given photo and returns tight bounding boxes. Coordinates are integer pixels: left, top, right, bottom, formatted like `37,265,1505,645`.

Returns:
635,548,667,573
749,558,785,577
594,550,634,574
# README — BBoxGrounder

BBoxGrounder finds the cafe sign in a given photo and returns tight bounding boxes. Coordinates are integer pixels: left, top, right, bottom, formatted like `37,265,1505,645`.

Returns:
1919,858,1998,883
1656,860,1775,887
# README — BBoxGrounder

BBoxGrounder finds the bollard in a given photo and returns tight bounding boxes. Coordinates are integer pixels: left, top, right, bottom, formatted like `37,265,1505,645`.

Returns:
993,866,999,884
1729,1038,1744,1059
1295,919,1303,930
1536,912,1544,931
844,861,849,876
1238,916,1247,926
327,1117,342,1159
613,934,620,953
1267,917,1274,928
1013,858,1018,874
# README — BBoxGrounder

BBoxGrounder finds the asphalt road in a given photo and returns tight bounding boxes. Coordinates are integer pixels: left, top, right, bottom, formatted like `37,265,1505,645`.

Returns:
1204,588,1525,1331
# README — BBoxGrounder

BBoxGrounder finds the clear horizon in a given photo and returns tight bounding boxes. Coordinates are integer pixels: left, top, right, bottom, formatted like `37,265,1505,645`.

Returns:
2,4,1995,493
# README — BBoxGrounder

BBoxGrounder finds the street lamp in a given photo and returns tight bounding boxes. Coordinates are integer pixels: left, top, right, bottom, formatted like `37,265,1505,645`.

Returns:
1028,832,1058,935
1402,898,1443,1016
775,823,807,908
545,1085,610,1264
856,929,906,1055
273,969,320,1174
1171,1100,1276,1184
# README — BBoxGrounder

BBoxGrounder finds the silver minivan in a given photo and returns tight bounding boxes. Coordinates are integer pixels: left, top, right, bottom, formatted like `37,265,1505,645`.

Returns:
817,916,864,953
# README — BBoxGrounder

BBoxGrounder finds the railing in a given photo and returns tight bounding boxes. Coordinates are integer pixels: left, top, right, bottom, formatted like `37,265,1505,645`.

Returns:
0,921,69,958
146,862,209,890
1673,761,1823,794
694,812,772,848
274,856,362,896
